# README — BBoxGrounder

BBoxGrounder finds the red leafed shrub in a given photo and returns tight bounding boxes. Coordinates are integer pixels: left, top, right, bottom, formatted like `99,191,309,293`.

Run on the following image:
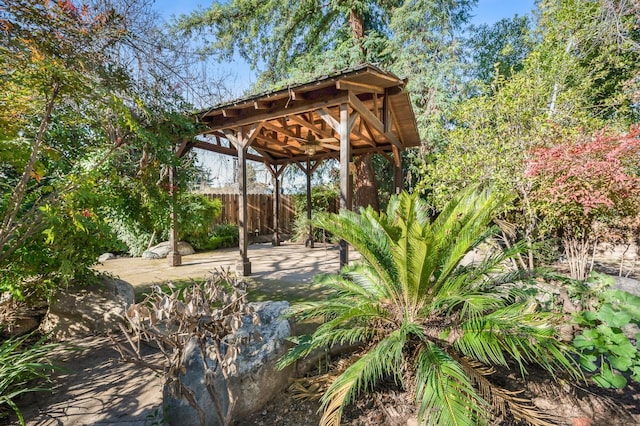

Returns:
526,126,640,279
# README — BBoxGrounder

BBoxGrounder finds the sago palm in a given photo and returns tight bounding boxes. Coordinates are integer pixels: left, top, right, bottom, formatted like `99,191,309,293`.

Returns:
279,188,579,426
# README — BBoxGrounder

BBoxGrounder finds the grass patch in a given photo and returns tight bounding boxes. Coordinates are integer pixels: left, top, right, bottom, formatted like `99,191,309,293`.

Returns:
134,278,205,303
246,278,335,304
135,276,335,305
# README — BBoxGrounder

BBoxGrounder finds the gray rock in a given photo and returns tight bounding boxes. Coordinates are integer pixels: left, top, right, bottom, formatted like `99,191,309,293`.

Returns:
98,252,116,262
163,301,293,426
142,241,195,259
40,276,135,341
612,276,640,297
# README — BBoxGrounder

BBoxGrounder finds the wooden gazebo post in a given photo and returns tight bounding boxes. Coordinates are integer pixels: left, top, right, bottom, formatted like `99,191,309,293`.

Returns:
295,159,321,248
339,103,352,267
167,162,182,266
224,124,260,276
267,163,287,246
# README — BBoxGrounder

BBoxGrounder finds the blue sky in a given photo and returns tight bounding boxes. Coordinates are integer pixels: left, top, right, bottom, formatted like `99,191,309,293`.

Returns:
155,0,536,91
154,0,537,186
156,0,536,25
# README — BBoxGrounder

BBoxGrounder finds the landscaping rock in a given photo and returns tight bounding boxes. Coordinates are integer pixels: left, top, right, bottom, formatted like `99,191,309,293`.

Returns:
98,252,116,262
142,241,195,259
611,276,640,296
163,301,293,426
40,276,135,341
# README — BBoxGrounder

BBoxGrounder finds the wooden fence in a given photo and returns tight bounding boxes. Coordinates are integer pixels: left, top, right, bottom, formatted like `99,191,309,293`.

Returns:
203,193,296,235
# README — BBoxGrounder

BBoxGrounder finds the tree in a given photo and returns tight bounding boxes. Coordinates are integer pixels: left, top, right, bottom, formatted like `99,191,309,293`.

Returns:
421,0,640,268
279,188,579,426
0,0,205,299
526,126,640,280
177,0,476,208
466,15,533,86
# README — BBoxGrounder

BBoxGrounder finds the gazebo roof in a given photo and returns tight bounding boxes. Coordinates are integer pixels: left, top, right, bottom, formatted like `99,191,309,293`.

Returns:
186,63,420,165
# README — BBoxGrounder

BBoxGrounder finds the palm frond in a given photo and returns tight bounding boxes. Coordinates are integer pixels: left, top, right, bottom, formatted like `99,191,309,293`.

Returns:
319,328,409,426
455,356,559,426
415,342,489,426
455,305,581,379
314,208,397,290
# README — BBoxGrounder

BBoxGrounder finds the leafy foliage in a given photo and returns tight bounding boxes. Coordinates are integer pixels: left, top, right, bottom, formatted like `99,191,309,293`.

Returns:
422,0,640,271
0,333,58,425
279,188,579,426
291,186,338,243
573,289,640,389
526,126,640,279
466,15,534,86
200,223,239,251
0,0,214,298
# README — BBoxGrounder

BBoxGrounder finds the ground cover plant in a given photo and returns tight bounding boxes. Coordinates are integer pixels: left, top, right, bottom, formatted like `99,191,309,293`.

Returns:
279,188,581,426
0,333,58,425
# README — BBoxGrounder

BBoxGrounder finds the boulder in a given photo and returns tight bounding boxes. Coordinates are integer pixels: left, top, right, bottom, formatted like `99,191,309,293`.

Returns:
611,276,640,297
163,301,293,426
98,252,116,262
142,241,195,259
40,276,135,341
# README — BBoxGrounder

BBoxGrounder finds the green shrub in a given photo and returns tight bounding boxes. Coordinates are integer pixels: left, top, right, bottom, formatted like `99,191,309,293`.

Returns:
279,188,580,426
573,288,640,389
196,223,239,251
291,186,337,243
178,194,222,249
1,181,120,300
0,334,58,425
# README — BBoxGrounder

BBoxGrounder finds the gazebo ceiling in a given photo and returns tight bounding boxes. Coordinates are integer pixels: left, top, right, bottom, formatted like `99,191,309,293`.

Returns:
188,64,420,165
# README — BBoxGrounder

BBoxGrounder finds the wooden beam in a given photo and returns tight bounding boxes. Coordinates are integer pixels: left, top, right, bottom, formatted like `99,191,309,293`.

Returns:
222,108,240,117
254,100,272,110
365,69,404,85
318,108,340,132
339,102,351,268
348,110,359,133
373,93,379,119
336,79,384,94
191,141,266,163
244,122,262,147
262,121,301,141
176,139,192,157
291,90,307,101
393,145,402,194
236,126,251,276
206,94,349,132
348,91,402,150
248,142,277,163
167,164,181,267
360,119,377,146
305,157,314,248
287,114,335,140
222,129,238,148
255,134,299,155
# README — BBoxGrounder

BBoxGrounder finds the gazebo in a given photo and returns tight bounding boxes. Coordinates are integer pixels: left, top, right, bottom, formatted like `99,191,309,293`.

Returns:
171,64,419,275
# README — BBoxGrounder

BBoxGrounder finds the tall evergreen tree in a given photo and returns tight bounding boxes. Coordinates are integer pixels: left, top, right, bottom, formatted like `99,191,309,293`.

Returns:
178,0,476,207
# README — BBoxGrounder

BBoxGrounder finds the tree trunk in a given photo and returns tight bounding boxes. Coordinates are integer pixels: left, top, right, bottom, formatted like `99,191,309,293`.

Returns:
563,235,591,281
348,9,379,210
354,153,379,210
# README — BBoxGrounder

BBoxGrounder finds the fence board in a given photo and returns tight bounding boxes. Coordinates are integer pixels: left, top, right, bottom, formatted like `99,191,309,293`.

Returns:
203,193,295,235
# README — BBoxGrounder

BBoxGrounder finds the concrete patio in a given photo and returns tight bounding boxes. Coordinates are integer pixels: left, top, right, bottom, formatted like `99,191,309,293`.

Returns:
94,241,346,287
